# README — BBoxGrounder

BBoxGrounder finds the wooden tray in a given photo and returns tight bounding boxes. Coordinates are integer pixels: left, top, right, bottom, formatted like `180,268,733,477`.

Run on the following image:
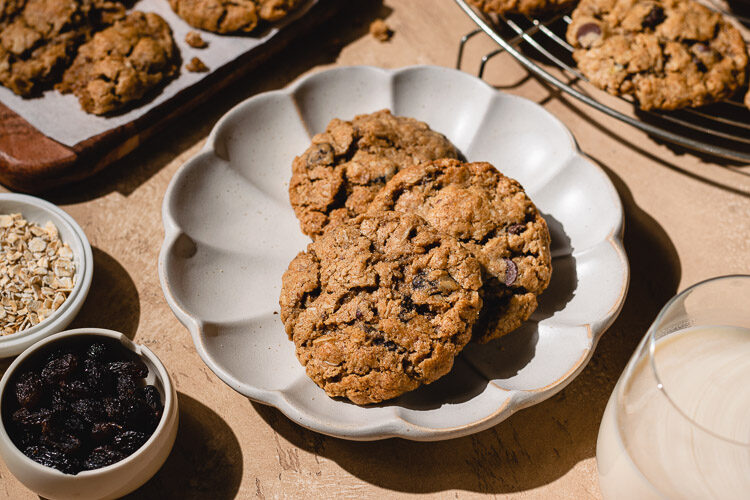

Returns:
0,0,343,193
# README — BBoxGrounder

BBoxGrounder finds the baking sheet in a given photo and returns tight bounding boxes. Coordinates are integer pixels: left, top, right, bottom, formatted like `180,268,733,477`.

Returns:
0,0,318,147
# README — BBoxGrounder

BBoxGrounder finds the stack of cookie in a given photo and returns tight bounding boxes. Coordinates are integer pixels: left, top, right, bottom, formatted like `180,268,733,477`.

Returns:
469,0,750,111
280,110,552,405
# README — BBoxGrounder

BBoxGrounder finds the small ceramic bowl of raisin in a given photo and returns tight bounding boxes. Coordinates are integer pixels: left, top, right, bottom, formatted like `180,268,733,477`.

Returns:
0,328,178,500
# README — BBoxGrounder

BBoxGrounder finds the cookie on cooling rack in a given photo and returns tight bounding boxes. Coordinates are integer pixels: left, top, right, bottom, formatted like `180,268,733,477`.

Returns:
566,0,748,110
467,0,576,17
280,211,483,405
368,158,552,343
289,109,459,239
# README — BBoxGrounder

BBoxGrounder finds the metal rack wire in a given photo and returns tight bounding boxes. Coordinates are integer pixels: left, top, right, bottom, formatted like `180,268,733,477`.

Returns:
454,0,750,162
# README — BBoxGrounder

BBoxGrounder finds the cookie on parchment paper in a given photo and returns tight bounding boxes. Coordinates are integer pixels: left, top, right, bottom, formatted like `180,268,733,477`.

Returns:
168,0,304,34
0,0,126,96
58,11,179,115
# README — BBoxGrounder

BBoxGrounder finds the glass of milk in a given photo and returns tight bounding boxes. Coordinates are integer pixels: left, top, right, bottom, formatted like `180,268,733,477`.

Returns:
597,275,750,499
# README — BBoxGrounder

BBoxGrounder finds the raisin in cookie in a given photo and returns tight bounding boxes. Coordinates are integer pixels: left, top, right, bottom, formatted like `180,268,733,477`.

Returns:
567,0,748,110
0,0,125,96
57,11,179,115
468,0,575,16
368,159,551,343
280,211,483,405
289,110,459,239
169,0,259,34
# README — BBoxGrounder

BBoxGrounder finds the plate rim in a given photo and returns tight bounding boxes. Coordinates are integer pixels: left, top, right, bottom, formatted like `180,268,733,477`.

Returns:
158,64,630,441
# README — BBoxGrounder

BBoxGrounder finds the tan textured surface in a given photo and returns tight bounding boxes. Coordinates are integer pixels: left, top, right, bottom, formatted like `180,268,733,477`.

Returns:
0,0,748,497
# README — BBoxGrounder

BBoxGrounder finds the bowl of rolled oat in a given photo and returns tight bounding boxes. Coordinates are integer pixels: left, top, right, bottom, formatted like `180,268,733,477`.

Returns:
0,194,93,358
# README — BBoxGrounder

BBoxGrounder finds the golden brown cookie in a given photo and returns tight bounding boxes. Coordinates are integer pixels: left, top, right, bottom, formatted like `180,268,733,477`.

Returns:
368,159,552,343
57,11,179,115
279,211,483,405
289,110,459,239
169,0,259,34
567,0,748,110
468,0,576,16
0,0,125,96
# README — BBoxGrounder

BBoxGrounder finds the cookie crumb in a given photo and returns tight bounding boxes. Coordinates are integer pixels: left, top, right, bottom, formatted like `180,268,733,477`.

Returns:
185,30,208,48
186,57,209,73
369,19,392,42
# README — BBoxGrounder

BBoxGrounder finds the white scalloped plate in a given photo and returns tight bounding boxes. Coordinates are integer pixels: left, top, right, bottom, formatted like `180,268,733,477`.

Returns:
159,65,629,441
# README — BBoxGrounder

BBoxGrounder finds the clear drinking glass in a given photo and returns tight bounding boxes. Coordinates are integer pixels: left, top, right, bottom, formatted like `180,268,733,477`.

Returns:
597,275,750,499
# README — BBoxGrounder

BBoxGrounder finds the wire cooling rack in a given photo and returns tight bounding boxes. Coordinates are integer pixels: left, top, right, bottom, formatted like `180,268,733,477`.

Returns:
454,0,750,162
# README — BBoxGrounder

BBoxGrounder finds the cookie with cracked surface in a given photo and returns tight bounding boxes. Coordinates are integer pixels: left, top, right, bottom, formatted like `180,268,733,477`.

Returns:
368,159,552,343
567,0,748,110
57,11,179,115
169,0,258,34
279,211,483,405
289,109,459,239
467,0,575,16
0,0,125,96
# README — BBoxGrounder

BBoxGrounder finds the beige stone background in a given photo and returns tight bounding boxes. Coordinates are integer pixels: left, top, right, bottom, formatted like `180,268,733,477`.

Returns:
1,0,749,498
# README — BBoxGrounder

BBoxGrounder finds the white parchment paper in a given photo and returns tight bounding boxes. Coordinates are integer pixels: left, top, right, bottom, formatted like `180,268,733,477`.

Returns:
0,0,317,147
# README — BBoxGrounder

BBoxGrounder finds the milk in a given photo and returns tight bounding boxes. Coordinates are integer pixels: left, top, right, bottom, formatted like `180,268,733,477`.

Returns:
597,326,750,499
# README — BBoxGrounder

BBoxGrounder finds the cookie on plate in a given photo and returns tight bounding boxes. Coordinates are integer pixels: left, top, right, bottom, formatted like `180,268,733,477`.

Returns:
467,0,576,16
0,0,125,96
369,159,552,343
280,211,483,405
289,110,459,239
566,0,748,110
57,11,179,115
169,0,259,34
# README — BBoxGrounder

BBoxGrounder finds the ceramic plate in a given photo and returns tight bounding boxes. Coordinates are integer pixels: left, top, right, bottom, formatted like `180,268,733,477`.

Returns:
159,66,628,441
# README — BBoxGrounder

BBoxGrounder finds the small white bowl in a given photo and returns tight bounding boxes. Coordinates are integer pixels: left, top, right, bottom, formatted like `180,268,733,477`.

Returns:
0,328,179,499
0,194,93,358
